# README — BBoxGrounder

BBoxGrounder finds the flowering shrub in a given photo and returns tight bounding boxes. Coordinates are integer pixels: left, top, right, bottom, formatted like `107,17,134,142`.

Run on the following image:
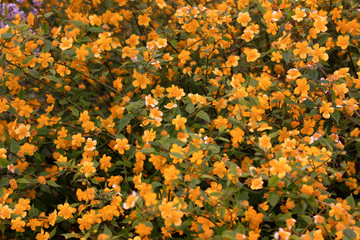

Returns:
0,0,360,239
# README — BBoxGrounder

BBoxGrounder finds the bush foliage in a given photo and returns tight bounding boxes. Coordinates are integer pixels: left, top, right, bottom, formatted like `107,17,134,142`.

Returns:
1,0,360,239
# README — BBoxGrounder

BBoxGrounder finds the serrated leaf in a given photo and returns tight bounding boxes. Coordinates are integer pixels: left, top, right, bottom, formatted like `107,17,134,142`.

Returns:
22,55,36,65
343,229,357,240
1,32,13,40
17,178,31,184
331,109,340,124
268,176,279,187
46,75,62,83
47,180,62,188
170,152,184,159
197,110,210,122
346,194,356,209
306,69,319,81
71,107,79,117
118,114,133,132
0,158,9,168
44,12,53,18
88,27,103,33
185,102,195,114
140,148,155,154
104,225,112,237
0,54,6,68
10,139,20,154
199,175,216,181
268,192,280,206
299,215,312,225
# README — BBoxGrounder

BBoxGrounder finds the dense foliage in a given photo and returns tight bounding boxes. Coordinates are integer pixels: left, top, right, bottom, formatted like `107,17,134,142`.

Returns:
1,0,360,239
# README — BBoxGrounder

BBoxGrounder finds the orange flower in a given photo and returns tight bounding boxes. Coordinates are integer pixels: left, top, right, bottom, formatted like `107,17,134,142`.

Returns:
292,8,306,22
123,191,138,209
274,228,291,240
172,115,187,130
135,223,153,237
336,35,349,49
244,48,260,62
259,134,272,149
59,37,73,51
126,34,140,48
99,154,112,172
250,177,263,190
57,203,76,219
11,217,26,232
37,52,53,68
319,101,334,118
36,229,50,240
132,70,151,89
15,123,31,140
237,12,251,27
166,85,185,100
178,50,191,64
138,14,151,26
294,78,310,97
269,157,291,178
114,138,130,154
226,55,240,67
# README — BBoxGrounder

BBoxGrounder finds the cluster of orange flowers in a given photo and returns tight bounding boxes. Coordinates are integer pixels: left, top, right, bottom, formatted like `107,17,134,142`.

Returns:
0,0,360,239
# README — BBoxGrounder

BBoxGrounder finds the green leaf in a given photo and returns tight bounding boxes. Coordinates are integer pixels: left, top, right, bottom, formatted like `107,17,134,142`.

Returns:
44,12,53,18
10,139,20,154
88,27,103,33
1,32,13,40
62,233,78,239
140,148,155,154
50,226,57,238
118,114,133,132
268,176,279,187
0,178,9,187
197,110,210,122
47,180,62,188
300,215,313,224
346,194,356,209
343,229,357,240
306,69,318,81
185,102,195,114
331,109,340,124
17,178,31,184
72,107,79,117
22,55,36,65
170,152,184,159
0,54,5,67
46,75,62,83
268,192,280,206
0,158,9,168
104,225,113,237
